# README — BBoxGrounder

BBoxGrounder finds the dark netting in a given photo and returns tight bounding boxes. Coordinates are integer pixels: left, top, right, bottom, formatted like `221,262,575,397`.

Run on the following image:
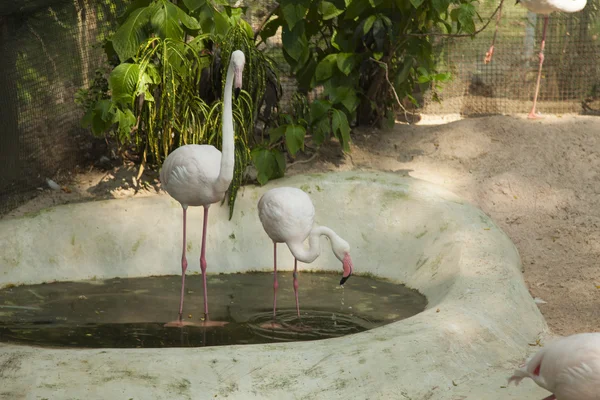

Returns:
1,0,599,215
0,0,128,214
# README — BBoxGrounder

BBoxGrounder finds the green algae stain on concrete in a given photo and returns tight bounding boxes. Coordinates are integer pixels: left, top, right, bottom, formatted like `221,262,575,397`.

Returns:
23,208,55,219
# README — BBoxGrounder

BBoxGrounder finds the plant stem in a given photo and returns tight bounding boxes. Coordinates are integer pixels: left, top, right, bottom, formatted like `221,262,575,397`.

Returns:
369,58,416,123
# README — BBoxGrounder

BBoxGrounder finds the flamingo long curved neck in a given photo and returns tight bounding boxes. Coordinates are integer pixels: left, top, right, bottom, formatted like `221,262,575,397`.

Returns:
287,226,345,264
214,58,236,193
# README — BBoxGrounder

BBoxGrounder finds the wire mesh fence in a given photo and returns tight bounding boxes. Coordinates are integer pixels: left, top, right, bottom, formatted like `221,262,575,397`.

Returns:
0,0,127,214
422,0,600,115
0,0,599,215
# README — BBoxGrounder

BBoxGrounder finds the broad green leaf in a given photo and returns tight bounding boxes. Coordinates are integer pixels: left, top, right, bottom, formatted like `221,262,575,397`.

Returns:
457,4,476,34
312,117,330,146
362,15,376,34
409,0,425,9
315,54,337,82
117,0,152,24
109,63,141,106
111,7,151,62
259,18,282,42
150,1,184,40
251,148,285,185
345,0,370,20
285,125,306,156
310,99,332,123
281,3,308,30
115,108,136,135
296,56,317,91
268,125,287,144
336,53,355,75
178,7,201,31
182,0,205,12
369,0,384,6
213,9,231,36
281,23,307,62
331,109,351,152
394,58,414,87
85,99,115,136
319,1,344,20
431,0,450,13
329,85,359,113
435,72,451,82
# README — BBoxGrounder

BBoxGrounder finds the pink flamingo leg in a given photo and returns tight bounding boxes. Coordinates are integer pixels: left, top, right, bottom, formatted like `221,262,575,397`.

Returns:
198,206,227,327
293,258,300,318
164,206,190,327
528,15,549,119
272,242,279,318
260,242,283,329
200,206,210,318
484,0,504,64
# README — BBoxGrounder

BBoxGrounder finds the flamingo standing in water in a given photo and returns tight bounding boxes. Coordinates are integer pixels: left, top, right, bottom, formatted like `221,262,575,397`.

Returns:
159,50,245,328
485,0,587,118
508,332,600,399
257,187,354,324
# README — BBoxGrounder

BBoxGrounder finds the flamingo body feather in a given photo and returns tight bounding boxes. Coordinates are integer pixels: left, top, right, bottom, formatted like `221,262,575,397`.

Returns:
509,332,600,400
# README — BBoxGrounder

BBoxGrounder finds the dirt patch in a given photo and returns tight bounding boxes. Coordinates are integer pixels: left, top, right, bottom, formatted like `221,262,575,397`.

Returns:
3,114,599,336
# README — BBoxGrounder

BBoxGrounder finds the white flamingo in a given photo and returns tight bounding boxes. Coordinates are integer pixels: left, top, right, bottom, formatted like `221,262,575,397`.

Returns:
508,332,600,399
159,50,245,328
485,0,587,118
257,187,354,325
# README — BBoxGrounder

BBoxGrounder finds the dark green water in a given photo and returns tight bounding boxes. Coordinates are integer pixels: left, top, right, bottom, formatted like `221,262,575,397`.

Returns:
0,272,426,348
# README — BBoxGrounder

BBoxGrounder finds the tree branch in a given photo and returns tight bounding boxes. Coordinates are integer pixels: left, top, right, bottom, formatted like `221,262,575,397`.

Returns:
369,57,418,123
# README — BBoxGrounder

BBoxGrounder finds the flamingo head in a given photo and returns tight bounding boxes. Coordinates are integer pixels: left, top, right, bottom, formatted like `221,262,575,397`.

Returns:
340,252,353,285
230,50,245,99
332,236,353,285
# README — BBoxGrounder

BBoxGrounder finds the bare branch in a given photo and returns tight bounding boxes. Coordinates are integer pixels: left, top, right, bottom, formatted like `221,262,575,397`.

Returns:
369,57,417,123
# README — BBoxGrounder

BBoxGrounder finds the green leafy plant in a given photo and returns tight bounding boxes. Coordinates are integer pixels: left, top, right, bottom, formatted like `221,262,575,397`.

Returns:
258,0,480,128
78,0,279,217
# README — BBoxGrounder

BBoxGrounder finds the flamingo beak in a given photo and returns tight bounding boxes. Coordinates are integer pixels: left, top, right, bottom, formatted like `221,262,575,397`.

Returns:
340,253,353,285
234,67,243,100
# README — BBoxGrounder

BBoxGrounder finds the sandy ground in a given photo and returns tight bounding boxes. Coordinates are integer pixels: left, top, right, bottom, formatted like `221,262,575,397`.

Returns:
3,113,599,336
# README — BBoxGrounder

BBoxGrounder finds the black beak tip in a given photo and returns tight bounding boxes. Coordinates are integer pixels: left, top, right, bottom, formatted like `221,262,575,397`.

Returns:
340,273,351,286
234,87,241,100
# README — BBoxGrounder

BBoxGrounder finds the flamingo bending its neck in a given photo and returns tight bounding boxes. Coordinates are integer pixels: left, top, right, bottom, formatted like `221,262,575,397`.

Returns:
159,50,246,328
508,332,600,399
257,187,353,324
